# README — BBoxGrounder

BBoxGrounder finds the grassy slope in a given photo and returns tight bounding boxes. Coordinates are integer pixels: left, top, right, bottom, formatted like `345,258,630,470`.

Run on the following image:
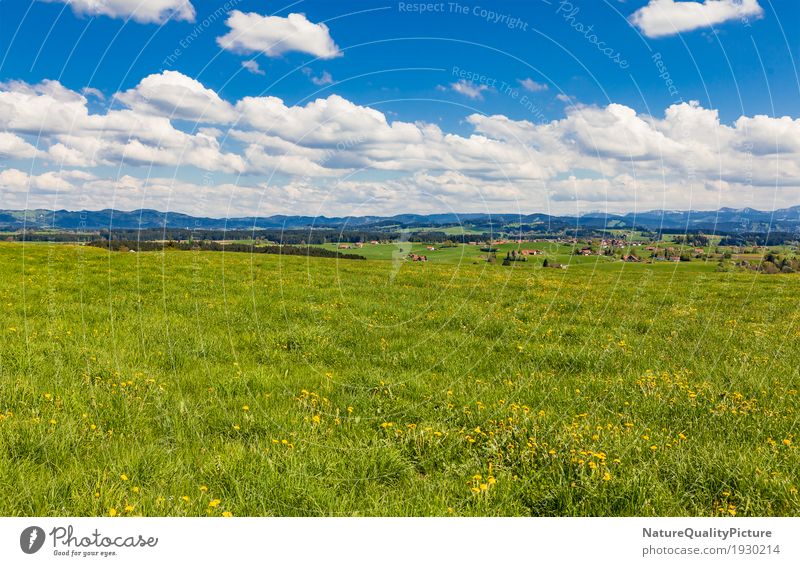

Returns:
0,242,797,516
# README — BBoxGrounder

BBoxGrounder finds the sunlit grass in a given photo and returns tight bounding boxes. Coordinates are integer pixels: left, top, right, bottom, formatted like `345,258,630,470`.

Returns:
0,242,797,516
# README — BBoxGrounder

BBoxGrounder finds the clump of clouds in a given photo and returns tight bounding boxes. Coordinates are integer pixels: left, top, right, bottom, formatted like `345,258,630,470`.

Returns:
241,60,266,76
302,68,333,86
518,78,548,92
448,80,490,100
630,0,763,38
42,0,195,24
217,11,341,59
4,72,800,215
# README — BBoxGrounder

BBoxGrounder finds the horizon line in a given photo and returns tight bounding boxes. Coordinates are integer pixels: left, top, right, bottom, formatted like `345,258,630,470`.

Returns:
3,205,799,220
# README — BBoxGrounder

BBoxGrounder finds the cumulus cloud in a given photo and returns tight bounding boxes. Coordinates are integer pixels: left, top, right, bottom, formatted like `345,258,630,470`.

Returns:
0,77,244,172
301,67,334,86
0,168,95,196
449,80,490,100
43,0,195,24
80,87,105,101
630,0,763,38
518,78,548,92
217,11,341,59
241,60,266,76
3,71,800,215
114,71,237,123
0,169,269,215
0,132,42,159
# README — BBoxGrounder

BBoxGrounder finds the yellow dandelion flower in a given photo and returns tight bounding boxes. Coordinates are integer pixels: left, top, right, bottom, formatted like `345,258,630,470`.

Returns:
602,472,612,481
109,508,117,517
199,485,208,492
181,495,190,503
222,511,233,517
120,474,129,481
124,504,134,513
242,405,249,412
208,499,221,508
132,486,140,494
232,424,240,431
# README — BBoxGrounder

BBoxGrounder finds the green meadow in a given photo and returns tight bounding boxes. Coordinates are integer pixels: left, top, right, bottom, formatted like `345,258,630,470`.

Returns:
0,242,798,516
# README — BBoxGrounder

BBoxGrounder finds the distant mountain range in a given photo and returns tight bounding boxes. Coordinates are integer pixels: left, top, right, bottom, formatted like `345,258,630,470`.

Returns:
2,206,800,234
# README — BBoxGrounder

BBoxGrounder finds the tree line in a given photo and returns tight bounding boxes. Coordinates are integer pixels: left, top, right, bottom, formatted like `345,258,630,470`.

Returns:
87,240,366,260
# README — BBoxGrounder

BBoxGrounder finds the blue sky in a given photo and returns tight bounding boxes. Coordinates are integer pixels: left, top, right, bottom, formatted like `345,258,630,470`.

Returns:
0,0,799,216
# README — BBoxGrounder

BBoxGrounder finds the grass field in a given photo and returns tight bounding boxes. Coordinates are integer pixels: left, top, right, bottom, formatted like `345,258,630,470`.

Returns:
0,242,798,517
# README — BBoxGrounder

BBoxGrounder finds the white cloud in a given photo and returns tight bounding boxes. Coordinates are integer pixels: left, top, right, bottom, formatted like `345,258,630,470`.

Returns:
241,60,266,76
734,114,800,155
0,77,244,173
4,72,800,215
80,87,105,101
114,71,236,123
518,78,548,92
630,0,763,38
43,0,195,24
302,67,334,86
449,80,490,100
0,133,42,159
0,168,95,195
0,169,269,215
217,11,341,59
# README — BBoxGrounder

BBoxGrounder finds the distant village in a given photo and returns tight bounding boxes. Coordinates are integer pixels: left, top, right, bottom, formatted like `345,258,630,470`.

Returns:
333,233,795,273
